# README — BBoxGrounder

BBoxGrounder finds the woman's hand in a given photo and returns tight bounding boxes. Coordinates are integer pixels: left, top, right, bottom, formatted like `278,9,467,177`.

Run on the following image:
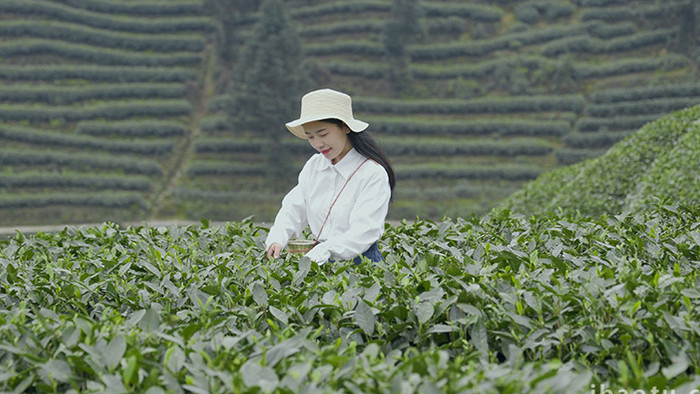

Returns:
266,243,283,259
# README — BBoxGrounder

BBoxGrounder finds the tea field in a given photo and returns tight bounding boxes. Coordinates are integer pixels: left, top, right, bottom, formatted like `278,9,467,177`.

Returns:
1,204,699,393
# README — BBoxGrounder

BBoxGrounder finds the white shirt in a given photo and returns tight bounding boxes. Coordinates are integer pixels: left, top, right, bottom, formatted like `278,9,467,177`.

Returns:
265,148,391,263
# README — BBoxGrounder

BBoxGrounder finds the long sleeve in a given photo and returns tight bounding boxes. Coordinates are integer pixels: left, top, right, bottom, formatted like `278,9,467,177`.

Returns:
265,183,308,249
305,161,391,263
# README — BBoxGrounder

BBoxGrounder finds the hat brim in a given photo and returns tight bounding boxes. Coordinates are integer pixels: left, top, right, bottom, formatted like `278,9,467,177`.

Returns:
286,117,369,139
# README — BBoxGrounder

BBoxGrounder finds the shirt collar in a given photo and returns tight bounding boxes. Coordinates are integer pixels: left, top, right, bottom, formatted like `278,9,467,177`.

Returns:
318,148,365,178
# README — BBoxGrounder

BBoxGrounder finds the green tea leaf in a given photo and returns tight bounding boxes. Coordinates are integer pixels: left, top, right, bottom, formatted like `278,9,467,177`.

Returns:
105,335,126,370
139,307,161,333
294,257,311,285
269,306,288,325
252,282,268,307
355,300,375,336
240,361,279,392
662,354,689,379
40,359,72,383
122,355,139,386
416,302,434,324
471,318,489,359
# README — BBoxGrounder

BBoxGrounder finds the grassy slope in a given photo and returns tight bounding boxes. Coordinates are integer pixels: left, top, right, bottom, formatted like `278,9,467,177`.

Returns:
497,105,700,217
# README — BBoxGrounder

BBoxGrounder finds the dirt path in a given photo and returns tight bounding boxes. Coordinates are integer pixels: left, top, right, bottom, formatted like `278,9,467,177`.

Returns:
147,44,216,219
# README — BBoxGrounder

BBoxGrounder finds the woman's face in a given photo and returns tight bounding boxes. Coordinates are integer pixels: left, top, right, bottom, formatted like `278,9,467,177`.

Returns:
303,120,353,164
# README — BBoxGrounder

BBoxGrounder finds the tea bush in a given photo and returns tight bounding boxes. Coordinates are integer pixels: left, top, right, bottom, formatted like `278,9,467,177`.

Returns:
541,28,675,56
0,191,148,209
0,173,151,192
0,83,186,105
500,105,700,217
576,115,660,132
354,95,585,115
0,149,163,176
0,0,214,33
0,205,697,392
0,21,206,52
585,98,698,117
366,118,571,137
0,65,197,83
48,0,204,16
0,100,192,123
591,83,700,104
0,126,175,156
76,121,187,138
0,40,202,67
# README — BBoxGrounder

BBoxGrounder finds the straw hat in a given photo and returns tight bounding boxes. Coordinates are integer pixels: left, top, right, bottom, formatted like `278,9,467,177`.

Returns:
286,88,369,139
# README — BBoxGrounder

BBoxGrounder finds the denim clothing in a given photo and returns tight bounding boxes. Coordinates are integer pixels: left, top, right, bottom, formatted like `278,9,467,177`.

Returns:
352,241,383,264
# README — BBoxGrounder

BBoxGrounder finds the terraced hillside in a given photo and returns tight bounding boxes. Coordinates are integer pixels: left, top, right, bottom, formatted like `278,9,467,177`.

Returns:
1,0,698,225
0,0,214,225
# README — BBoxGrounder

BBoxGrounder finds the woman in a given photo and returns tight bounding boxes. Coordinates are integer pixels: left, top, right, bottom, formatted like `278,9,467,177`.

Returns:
265,88,396,264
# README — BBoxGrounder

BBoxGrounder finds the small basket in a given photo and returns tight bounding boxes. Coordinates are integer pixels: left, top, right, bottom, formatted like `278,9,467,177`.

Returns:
287,239,316,253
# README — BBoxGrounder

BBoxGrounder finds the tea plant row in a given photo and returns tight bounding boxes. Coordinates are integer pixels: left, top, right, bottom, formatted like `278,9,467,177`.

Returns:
0,21,205,52
0,40,201,67
0,205,697,392
0,0,214,34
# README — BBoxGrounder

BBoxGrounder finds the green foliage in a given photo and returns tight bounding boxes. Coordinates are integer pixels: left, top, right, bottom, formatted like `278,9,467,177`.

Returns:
370,118,572,137
0,207,698,391
200,115,229,134
76,121,187,138
0,83,187,105
47,0,205,16
0,191,149,209
0,125,175,156
563,131,632,148
0,172,151,191
0,21,206,52
0,39,202,67
186,161,265,177
410,22,596,60
194,138,310,154
0,149,163,176
193,136,552,157
576,114,660,132
421,2,503,21
573,55,688,79
382,0,425,58
0,0,215,33
542,28,676,56
203,0,258,66
626,127,700,211
514,1,574,24
586,97,699,117
304,40,384,57
554,148,607,165
382,0,424,96
287,1,503,23
382,137,552,156
591,83,700,103
0,100,192,123
395,163,541,181
500,106,700,217
355,95,585,114
229,0,310,184
0,65,197,83
588,21,636,39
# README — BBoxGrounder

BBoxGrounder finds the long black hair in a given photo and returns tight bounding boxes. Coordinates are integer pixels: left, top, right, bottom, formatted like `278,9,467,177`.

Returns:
323,118,396,200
